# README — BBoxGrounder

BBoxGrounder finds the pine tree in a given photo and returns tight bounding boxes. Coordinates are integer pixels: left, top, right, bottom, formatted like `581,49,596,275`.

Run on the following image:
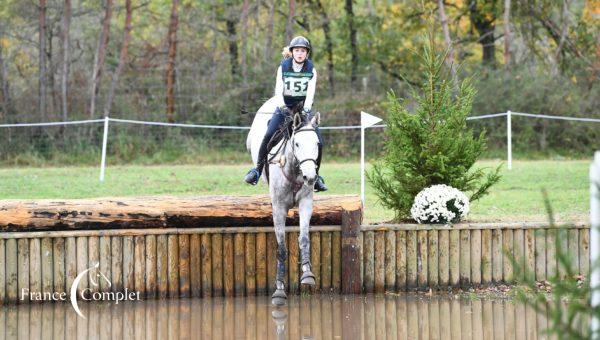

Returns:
367,34,502,221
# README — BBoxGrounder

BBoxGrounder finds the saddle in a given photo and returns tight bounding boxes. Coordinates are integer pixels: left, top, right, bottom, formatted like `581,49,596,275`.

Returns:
263,115,295,184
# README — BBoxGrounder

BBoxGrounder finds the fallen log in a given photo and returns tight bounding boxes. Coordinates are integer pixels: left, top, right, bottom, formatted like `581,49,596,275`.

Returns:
0,195,362,231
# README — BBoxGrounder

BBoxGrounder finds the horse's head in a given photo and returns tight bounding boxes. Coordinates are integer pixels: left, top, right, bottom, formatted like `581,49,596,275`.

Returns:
291,111,321,187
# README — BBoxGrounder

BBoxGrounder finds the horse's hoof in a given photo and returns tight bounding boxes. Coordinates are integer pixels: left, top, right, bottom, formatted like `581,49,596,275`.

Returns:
300,271,316,286
271,310,287,319
271,289,287,306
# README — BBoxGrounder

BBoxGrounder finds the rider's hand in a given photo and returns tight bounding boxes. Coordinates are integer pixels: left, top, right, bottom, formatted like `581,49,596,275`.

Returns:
302,108,312,115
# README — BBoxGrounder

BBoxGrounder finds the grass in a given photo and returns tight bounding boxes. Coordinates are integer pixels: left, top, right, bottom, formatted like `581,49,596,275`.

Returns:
0,160,591,223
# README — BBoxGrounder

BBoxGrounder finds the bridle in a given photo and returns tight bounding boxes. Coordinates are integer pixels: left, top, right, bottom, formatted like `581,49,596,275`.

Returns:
291,126,318,170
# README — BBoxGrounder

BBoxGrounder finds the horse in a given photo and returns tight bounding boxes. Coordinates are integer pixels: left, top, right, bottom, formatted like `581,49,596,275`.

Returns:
247,102,321,306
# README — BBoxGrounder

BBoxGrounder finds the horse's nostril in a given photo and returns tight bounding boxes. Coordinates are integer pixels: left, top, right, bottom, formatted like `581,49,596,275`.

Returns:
303,175,307,180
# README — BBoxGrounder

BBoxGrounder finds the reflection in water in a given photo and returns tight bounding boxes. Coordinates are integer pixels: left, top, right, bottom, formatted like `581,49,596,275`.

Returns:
0,293,574,339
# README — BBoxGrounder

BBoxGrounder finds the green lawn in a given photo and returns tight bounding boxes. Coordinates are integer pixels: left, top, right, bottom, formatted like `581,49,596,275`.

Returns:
0,160,591,223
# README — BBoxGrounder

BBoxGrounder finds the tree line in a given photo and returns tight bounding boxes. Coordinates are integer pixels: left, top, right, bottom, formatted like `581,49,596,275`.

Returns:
0,0,597,156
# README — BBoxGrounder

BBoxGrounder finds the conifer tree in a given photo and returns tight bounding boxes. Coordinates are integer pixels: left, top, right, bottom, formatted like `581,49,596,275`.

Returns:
367,34,502,221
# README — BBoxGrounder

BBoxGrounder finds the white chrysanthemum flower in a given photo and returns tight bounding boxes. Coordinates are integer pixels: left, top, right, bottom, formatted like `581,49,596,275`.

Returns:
410,184,470,224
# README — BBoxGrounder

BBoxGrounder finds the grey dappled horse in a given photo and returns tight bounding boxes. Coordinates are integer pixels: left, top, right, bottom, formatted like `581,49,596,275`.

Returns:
267,110,321,306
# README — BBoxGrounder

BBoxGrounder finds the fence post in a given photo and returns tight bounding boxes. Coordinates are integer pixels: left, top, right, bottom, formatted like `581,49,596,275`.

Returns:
507,111,512,170
341,208,362,294
99,116,109,182
591,151,600,337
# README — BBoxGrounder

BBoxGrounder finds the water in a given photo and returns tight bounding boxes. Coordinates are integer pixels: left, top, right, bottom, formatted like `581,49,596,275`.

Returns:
0,293,568,339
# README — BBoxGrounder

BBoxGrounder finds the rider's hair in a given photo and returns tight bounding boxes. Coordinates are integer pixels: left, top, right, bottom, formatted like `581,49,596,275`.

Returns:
281,46,292,59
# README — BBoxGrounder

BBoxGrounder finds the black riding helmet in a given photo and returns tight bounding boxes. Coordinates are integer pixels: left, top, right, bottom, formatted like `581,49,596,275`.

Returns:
288,36,311,54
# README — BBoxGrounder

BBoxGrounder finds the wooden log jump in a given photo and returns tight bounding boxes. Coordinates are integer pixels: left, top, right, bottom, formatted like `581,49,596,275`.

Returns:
0,194,591,304
0,195,362,304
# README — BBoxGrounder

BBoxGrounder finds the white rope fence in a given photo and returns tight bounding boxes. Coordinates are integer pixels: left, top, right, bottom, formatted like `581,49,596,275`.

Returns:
1,111,599,180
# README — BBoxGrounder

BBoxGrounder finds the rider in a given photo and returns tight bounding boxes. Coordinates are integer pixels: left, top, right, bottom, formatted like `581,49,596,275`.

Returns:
244,36,328,192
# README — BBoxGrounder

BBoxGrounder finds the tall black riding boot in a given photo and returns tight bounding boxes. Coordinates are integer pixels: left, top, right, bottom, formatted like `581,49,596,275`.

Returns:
244,135,270,185
314,143,328,192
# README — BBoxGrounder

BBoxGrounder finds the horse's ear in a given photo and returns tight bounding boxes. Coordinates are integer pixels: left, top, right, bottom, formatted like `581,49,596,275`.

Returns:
293,113,302,130
310,111,321,126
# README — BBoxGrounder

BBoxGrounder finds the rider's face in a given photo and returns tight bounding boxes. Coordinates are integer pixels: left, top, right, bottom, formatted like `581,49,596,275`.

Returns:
292,47,308,63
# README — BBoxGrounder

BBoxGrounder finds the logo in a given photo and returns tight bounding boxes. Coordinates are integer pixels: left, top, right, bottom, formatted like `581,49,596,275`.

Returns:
21,262,141,318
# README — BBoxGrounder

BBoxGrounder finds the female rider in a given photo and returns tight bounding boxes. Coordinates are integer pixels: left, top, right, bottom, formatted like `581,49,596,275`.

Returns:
244,36,327,192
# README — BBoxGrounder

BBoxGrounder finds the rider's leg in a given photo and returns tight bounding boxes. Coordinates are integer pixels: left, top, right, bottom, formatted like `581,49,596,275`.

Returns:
245,108,287,185
314,127,328,192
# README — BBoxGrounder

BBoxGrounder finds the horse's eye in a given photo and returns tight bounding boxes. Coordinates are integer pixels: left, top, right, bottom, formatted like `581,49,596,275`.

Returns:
295,143,299,147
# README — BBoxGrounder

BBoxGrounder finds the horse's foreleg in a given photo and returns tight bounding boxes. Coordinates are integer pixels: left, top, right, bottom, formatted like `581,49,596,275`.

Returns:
272,204,288,305
298,198,316,286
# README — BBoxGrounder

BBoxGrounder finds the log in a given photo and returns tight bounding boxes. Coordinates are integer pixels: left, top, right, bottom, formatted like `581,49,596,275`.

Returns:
200,234,212,297
341,208,361,294
53,237,66,295
384,230,396,291
17,238,30,303
406,230,417,290
223,234,234,297
233,233,245,296
579,228,590,277
255,232,267,294
568,229,579,274
167,234,179,298
546,229,557,279
363,231,374,293
428,230,438,288
492,229,503,283
331,231,341,292
310,231,321,292
535,230,546,281
88,236,100,294
146,235,158,298
449,229,460,287
178,234,190,298
482,229,492,285
29,238,41,299
502,229,514,283
134,235,146,297
5,240,19,302
41,237,53,296
320,231,332,292
471,229,482,286
266,232,277,293
64,237,76,297
396,231,407,291
374,231,385,293
417,230,428,288
99,235,111,292
0,240,5,302
525,229,535,281
189,234,201,297
156,235,168,298
0,195,361,231
111,237,123,292
288,232,299,294
459,229,470,287
244,233,256,296
438,230,449,287
76,237,88,298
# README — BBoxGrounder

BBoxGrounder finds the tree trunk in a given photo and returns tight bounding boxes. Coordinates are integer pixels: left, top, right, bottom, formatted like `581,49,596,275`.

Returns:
438,0,456,79
104,0,132,117
345,0,358,84
554,0,570,68
165,0,179,123
310,0,335,96
503,0,511,68
469,0,496,67
0,29,13,119
61,0,71,121
286,0,295,44
89,0,113,118
47,26,59,117
241,0,249,86
226,18,239,79
39,0,47,120
264,0,275,61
